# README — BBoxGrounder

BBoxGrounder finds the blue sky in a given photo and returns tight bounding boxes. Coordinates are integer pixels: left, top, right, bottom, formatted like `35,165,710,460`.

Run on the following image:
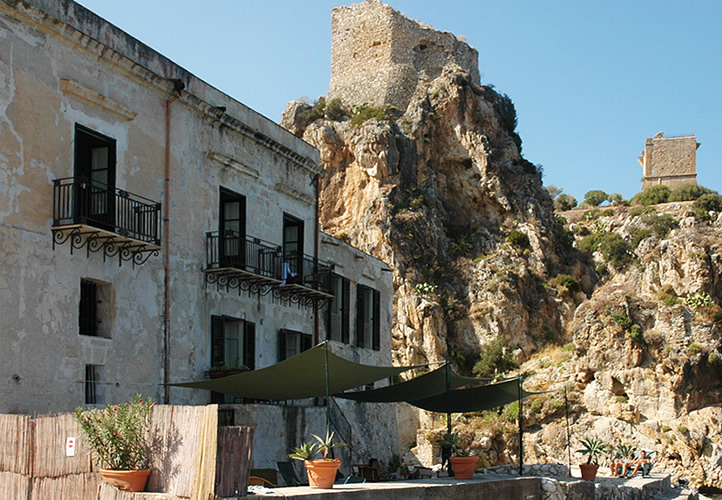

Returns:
76,1,722,203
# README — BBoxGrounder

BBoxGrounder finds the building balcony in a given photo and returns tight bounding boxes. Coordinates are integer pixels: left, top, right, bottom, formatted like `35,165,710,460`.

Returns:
204,231,333,305
51,177,161,266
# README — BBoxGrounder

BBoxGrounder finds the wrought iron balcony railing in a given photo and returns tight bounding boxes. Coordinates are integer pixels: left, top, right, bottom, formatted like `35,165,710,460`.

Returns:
205,230,282,279
281,250,332,294
53,177,161,245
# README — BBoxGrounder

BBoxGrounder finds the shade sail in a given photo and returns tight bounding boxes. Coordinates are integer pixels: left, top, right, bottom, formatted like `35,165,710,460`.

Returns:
170,343,414,401
408,377,534,413
334,363,484,403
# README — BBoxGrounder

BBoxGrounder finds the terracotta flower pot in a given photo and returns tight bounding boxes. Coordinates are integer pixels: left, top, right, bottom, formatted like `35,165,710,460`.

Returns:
99,469,150,492
449,456,478,479
304,459,340,489
579,463,599,481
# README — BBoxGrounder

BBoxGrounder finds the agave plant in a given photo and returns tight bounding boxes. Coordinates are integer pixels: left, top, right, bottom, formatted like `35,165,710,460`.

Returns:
617,443,635,459
288,441,319,461
576,436,609,465
311,430,347,460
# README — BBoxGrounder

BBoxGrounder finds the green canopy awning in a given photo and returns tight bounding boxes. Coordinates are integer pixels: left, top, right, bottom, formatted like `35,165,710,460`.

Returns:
334,363,484,403
170,343,414,401
408,377,534,413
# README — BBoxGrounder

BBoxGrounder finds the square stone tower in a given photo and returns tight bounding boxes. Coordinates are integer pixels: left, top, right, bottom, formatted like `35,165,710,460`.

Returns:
638,132,699,189
328,1,480,112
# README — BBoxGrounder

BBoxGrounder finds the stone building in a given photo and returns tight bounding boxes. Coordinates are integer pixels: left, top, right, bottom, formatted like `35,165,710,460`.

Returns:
328,0,479,112
638,132,699,189
0,0,399,468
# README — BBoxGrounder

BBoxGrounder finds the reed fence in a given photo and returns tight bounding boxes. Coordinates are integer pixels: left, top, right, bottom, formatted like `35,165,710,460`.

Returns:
0,404,253,499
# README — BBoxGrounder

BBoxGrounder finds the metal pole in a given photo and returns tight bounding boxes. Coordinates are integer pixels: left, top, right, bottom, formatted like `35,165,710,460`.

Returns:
324,341,331,436
565,386,571,470
446,358,452,435
518,375,523,476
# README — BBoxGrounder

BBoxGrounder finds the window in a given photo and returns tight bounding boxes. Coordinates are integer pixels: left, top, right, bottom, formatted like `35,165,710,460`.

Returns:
356,285,380,350
282,214,304,282
84,364,104,405
79,279,111,337
74,124,116,230
211,316,255,370
219,188,246,267
327,274,350,343
210,316,255,404
279,329,312,361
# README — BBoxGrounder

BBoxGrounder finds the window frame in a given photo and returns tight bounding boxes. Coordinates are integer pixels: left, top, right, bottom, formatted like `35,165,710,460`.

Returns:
327,273,350,343
356,284,380,351
74,124,116,230
279,328,313,361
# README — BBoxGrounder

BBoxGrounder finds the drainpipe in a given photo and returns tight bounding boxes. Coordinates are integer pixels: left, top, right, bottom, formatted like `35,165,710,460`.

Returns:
314,173,320,345
163,93,179,404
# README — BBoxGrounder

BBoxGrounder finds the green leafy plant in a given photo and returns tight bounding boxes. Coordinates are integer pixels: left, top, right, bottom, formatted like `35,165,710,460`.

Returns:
505,229,530,250
616,443,635,459
73,394,153,470
631,185,671,206
668,183,717,202
288,441,320,461
436,432,470,457
472,336,519,378
686,290,714,311
414,282,437,296
576,436,609,465
312,430,347,460
584,190,608,207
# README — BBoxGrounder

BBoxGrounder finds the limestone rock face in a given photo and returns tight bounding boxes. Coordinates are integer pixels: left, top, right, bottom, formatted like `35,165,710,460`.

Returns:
283,68,591,369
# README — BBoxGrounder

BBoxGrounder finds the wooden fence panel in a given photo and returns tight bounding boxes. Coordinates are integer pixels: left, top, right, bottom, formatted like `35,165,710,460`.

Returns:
32,413,93,477
215,426,254,497
0,414,31,474
0,471,30,499
147,405,208,497
191,405,217,500
31,473,99,500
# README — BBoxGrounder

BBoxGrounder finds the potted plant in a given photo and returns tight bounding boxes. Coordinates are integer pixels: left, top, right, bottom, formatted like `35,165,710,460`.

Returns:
576,436,609,481
74,394,154,492
289,431,347,489
436,432,478,479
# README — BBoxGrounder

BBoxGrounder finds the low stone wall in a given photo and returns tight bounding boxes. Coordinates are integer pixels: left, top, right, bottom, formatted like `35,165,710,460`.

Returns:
479,464,570,478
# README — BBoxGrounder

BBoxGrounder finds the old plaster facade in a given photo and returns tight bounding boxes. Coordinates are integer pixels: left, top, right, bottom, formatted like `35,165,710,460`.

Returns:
327,0,479,112
0,0,400,468
638,132,699,190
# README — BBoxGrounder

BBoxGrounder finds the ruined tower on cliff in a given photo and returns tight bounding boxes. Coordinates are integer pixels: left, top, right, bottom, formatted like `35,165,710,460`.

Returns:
327,0,480,112
638,132,699,189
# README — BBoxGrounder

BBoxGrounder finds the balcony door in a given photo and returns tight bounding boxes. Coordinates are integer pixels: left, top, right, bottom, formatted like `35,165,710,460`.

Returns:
219,188,246,267
282,214,304,283
74,125,115,230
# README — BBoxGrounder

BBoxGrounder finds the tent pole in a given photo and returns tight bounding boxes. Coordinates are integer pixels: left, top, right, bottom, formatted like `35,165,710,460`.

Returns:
518,375,523,476
565,386,571,469
324,341,331,437
445,358,452,435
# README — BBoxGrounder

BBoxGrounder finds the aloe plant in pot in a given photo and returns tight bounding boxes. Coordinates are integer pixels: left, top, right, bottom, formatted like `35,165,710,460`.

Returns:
576,436,609,481
289,431,347,489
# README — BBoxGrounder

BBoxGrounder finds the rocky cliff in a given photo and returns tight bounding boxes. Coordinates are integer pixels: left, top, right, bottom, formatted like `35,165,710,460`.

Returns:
280,7,722,490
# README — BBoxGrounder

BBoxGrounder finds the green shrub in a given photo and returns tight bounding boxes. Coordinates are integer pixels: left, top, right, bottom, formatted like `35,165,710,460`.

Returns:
688,343,702,355
631,185,671,206
678,426,689,434
597,232,632,267
694,193,722,213
630,228,653,248
646,214,678,238
472,336,519,378
324,97,346,120
582,209,599,221
708,352,719,364
685,291,713,311
655,285,678,306
616,395,629,404
661,425,672,432
505,230,530,249
577,232,603,254
584,190,608,207
503,401,520,421
611,312,633,330
554,194,577,211
562,342,575,352
414,283,437,296
628,324,644,344
669,184,717,202
350,104,388,126
549,274,581,294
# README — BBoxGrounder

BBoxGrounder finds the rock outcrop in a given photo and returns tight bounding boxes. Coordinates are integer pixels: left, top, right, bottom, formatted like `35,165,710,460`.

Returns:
281,2,722,489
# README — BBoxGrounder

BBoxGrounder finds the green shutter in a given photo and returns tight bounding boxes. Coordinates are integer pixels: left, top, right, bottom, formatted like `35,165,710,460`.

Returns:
211,316,224,368
244,322,255,369
372,289,381,351
342,278,350,344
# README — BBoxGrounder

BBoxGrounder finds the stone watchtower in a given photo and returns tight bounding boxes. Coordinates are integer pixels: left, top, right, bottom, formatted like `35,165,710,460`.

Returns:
638,132,700,189
328,1,480,112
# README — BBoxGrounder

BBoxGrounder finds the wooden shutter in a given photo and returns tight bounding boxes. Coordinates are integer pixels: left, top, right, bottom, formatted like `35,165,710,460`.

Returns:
342,278,350,344
372,289,381,351
302,333,313,352
211,316,224,368
279,329,288,361
244,322,255,369
356,285,364,347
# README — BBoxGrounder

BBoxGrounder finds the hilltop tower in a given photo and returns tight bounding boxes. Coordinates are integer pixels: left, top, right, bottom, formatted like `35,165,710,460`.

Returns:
638,132,699,189
328,0,480,112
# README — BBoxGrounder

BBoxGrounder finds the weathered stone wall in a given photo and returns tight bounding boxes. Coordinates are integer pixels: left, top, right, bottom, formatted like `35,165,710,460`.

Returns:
638,132,698,189
0,0,399,468
328,0,479,112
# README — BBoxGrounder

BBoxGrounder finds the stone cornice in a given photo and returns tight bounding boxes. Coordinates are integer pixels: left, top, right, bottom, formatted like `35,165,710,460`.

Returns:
208,152,260,179
60,79,137,120
274,183,314,206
